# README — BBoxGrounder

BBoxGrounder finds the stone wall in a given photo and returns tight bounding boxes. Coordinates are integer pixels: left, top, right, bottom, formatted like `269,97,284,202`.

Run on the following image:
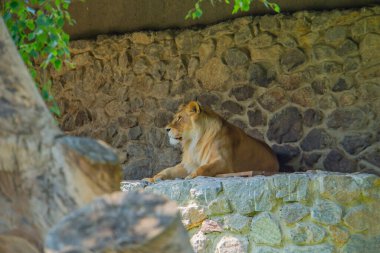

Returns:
121,172,380,253
51,6,380,179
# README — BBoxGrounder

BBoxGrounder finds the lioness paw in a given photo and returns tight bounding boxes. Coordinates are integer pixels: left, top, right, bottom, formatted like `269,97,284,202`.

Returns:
185,172,197,179
142,177,155,183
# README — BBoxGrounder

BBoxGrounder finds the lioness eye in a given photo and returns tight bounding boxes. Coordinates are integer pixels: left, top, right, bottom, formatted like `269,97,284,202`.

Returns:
177,116,182,122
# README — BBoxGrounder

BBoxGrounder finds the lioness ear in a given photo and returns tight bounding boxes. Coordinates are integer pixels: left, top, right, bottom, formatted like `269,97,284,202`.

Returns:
188,101,201,114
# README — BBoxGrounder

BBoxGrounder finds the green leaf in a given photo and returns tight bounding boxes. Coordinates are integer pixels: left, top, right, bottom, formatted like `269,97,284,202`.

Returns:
41,88,49,100
271,3,281,13
29,69,37,79
28,32,36,41
26,20,35,30
3,12,12,22
26,6,36,14
50,103,61,116
54,59,62,70
194,8,203,18
9,1,19,9
232,4,240,14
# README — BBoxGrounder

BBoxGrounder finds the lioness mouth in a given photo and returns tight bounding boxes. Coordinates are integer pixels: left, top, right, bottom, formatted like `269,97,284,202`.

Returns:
175,137,182,141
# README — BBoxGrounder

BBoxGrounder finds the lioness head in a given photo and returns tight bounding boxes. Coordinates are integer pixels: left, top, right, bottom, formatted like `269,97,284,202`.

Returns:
165,101,202,145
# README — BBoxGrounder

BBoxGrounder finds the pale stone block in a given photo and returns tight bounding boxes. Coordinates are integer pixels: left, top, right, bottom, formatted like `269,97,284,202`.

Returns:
250,212,282,246
280,203,309,224
311,199,342,225
223,213,251,233
290,222,326,244
215,235,248,253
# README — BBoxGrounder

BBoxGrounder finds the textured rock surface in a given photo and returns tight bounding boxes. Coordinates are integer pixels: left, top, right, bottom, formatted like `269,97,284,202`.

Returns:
50,6,380,178
121,172,380,253
45,191,193,253
250,212,282,246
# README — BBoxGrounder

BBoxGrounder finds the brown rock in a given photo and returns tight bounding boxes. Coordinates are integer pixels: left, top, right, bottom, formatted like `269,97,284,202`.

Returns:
131,32,154,45
118,117,137,129
175,30,202,54
195,57,230,91
339,92,357,106
145,43,164,63
198,93,220,107
352,15,380,36
258,87,287,112
247,63,274,87
267,106,303,144
312,44,337,61
223,48,249,67
337,39,358,57
300,128,334,151
311,77,330,95
200,220,223,234
234,26,253,45
152,81,170,98
74,109,92,127
247,109,266,127
291,87,316,107
278,35,298,48
229,85,254,101
93,43,118,60
332,78,353,92
164,58,186,81
133,58,149,74
70,40,96,54
325,26,347,43
278,73,302,90
328,225,350,246
249,44,283,63
249,32,275,48
0,235,39,253
357,64,380,80
322,61,342,74
154,111,173,128
221,100,244,115
323,149,357,172
343,56,361,72
199,40,215,64
72,52,93,68
105,100,127,117
280,48,306,72
187,57,199,77
319,94,338,110
216,35,234,56
327,108,367,130
259,15,280,31
303,109,323,127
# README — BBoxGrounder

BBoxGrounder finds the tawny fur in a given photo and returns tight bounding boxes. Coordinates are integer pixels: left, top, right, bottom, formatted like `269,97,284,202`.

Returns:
145,101,279,182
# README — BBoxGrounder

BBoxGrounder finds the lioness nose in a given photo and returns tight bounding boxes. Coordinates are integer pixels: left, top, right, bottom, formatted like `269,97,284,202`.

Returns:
165,127,171,132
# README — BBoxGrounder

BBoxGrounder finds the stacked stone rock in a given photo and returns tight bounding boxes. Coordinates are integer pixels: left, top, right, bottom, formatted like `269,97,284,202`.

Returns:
51,6,380,179
121,172,380,253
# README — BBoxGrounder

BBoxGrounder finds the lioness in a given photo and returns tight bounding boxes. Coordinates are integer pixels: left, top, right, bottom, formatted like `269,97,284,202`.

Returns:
145,101,279,182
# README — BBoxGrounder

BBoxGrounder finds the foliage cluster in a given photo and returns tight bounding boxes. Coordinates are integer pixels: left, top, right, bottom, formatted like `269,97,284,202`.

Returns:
186,0,280,19
1,0,75,116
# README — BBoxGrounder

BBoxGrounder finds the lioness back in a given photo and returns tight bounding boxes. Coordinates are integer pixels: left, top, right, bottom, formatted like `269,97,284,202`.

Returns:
222,119,279,173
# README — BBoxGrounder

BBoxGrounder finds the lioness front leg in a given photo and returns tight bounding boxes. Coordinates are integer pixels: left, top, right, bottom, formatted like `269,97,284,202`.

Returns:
144,163,188,182
185,160,228,179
